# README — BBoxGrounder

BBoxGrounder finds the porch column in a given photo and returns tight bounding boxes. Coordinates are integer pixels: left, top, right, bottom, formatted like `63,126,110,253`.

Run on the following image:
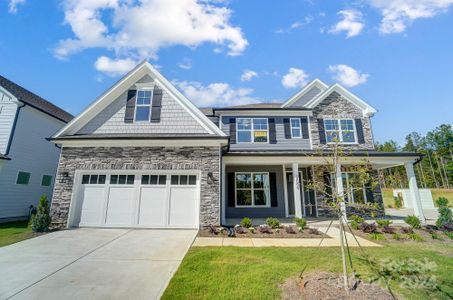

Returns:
335,163,347,222
404,162,426,223
292,162,303,218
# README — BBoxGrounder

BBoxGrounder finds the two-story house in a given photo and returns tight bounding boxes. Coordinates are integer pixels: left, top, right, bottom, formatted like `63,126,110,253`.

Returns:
49,61,425,229
0,75,73,222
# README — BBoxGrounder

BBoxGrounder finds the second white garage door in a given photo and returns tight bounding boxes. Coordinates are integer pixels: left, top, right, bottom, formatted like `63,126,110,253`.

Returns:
75,173,199,229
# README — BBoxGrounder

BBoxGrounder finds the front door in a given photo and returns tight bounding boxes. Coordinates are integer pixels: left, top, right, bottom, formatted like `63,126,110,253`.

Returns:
286,172,302,216
286,168,317,217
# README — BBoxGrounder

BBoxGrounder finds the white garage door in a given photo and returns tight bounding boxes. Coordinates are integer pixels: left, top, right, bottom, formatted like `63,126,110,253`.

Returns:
75,173,199,228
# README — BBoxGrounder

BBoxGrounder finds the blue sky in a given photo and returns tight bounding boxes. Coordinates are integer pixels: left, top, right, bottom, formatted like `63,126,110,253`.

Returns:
1,0,452,144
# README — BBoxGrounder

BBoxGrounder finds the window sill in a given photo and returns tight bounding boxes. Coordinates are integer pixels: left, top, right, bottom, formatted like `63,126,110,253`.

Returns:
234,205,271,208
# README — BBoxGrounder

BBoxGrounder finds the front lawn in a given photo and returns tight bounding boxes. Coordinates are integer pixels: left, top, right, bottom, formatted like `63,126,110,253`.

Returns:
382,188,453,208
162,243,453,300
0,220,35,247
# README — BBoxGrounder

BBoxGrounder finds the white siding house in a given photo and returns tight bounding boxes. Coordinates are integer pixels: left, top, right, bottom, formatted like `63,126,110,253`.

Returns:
0,75,72,221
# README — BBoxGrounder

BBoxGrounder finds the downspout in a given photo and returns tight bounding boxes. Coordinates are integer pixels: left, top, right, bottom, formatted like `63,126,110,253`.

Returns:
5,102,26,156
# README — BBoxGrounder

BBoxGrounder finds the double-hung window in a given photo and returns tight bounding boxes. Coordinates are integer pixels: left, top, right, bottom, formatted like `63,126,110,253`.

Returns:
235,172,270,207
237,118,268,143
324,119,356,143
134,90,153,122
330,172,371,204
290,118,302,138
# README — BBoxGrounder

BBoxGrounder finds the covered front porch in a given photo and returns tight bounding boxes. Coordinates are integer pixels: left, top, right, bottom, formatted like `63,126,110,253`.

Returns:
221,151,425,225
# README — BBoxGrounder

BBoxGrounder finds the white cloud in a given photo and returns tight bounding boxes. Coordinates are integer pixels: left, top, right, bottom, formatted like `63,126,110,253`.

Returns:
329,9,364,38
328,64,369,87
8,0,26,14
240,69,258,82
55,0,248,75
174,80,260,107
275,16,313,34
281,68,309,89
94,56,137,76
178,58,192,70
369,0,453,34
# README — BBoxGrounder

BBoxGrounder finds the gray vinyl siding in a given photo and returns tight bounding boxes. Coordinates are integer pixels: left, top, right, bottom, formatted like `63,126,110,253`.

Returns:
225,165,286,219
77,75,209,135
221,116,311,150
0,106,65,219
289,86,322,107
0,91,17,154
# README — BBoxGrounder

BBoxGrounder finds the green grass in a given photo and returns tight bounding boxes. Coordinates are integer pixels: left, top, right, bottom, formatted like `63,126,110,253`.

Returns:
0,220,34,247
162,243,453,300
382,188,453,208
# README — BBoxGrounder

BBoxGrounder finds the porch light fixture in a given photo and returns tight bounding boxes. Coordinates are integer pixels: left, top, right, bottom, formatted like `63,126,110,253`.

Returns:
207,172,214,184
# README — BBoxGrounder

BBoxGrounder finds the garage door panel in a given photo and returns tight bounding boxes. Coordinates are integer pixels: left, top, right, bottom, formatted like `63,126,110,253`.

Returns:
105,187,135,226
79,186,106,226
168,187,198,228
138,187,167,226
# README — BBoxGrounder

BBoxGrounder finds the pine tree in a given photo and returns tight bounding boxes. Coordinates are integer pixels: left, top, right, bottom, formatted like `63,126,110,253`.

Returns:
31,195,51,232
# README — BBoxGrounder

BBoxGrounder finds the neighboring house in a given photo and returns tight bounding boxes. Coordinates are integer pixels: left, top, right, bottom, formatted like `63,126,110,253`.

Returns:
49,61,426,229
0,76,73,221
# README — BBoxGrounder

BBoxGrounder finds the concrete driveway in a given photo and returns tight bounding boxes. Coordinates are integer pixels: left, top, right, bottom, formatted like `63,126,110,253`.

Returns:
0,228,197,300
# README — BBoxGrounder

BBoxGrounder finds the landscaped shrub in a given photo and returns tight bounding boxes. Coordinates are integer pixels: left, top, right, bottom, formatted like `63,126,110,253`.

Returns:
248,227,255,234
285,226,297,234
359,222,378,233
400,226,414,234
408,233,424,242
293,217,307,231
382,226,395,234
349,215,364,230
235,226,248,234
308,228,322,235
394,196,402,209
435,197,453,230
442,223,453,232
369,232,386,241
265,217,280,229
31,195,51,232
431,232,442,240
404,215,421,229
392,233,405,240
444,231,453,239
208,225,218,235
376,219,393,228
258,224,272,234
240,217,253,228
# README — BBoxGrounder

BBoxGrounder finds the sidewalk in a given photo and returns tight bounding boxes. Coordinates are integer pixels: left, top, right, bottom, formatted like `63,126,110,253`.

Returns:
192,226,381,248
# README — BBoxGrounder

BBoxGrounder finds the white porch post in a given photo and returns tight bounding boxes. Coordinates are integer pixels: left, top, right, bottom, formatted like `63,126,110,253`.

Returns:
405,162,426,223
292,162,303,218
335,163,347,222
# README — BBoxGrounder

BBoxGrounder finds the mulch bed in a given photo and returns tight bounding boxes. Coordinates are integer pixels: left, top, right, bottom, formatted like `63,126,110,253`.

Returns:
197,227,331,239
280,272,393,300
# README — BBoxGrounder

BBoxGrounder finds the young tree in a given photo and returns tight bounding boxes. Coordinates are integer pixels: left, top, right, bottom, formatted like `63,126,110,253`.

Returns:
31,195,51,232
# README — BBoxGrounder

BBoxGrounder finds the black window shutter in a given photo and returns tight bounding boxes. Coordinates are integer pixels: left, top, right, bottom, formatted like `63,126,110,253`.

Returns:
365,184,374,203
124,90,136,123
269,118,277,144
283,118,291,139
355,119,365,144
227,173,235,207
229,118,236,144
269,172,278,207
301,117,309,139
150,86,163,123
317,119,326,144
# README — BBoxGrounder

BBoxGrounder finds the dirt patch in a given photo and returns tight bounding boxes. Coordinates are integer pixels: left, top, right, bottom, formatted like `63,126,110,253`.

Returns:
280,272,393,300
197,227,331,239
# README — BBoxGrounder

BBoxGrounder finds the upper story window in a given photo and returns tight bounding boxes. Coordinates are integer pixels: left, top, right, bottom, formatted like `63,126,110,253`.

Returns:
237,118,268,143
134,90,153,122
324,119,356,143
290,118,302,138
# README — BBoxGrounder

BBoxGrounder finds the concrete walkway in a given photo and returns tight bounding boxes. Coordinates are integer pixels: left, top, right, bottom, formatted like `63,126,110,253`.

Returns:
0,228,197,300
193,226,381,248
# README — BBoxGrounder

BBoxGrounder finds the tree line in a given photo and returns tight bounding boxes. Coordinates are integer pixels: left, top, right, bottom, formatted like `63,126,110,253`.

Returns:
375,124,452,189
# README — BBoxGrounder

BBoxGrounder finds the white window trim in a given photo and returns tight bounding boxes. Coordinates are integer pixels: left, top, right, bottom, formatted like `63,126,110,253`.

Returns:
324,118,358,144
134,89,153,123
236,118,269,144
15,170,31,185
290,118,302,139
40,174,53,187
234,172,271,208
331,172,369,204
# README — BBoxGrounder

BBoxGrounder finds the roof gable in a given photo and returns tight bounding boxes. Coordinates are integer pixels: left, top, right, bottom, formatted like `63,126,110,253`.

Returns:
305,83,377,116
54,61,226,138
281,79,328,108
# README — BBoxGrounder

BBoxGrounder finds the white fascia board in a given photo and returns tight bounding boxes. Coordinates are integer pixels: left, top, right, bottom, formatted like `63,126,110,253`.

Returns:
281,79,328,108
305,83,377,117
52,138,228,148
216,110,313,117
54,61,225,138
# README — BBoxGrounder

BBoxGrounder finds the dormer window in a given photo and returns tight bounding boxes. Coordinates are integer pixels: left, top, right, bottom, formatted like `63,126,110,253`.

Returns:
324,119,357,143
237,118,268,143
134,90,153,122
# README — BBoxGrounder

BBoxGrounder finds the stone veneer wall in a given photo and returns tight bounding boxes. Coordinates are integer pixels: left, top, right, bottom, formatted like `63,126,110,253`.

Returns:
313,167,385,218
50,146,220,228
309,92,375,150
